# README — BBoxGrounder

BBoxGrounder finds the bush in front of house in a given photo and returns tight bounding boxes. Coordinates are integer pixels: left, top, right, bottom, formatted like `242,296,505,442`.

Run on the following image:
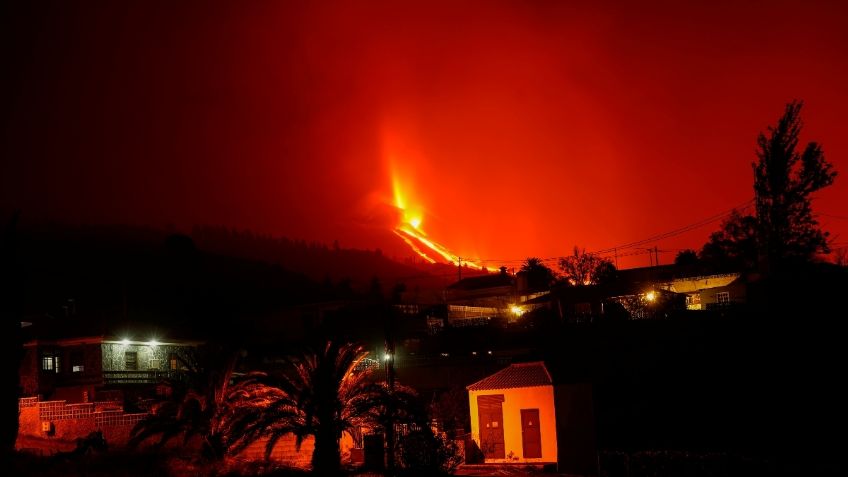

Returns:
397,428,462,477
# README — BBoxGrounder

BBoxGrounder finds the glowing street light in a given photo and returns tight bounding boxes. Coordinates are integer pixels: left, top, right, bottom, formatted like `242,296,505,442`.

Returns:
121,338,131,346
384,353,392,361
645,291,657,302
148,339,160,347
510,305,525,316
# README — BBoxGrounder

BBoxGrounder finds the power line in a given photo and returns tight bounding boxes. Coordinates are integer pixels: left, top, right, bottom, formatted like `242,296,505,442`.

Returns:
819,212,848,221
405,198,755,271
591,199,753,255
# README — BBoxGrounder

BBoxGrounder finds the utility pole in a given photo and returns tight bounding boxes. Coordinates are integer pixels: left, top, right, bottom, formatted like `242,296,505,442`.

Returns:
654,246,659,266
614,248,618,269
384,305,396,473
457,257,462,281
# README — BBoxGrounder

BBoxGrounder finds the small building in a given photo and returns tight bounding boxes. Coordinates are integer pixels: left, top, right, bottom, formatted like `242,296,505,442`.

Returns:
467,362,557,464
467,361,597,475
658,272,746,310
444,270,543,326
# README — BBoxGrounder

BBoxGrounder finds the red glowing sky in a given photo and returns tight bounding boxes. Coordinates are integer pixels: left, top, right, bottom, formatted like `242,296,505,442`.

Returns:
3,1,847,269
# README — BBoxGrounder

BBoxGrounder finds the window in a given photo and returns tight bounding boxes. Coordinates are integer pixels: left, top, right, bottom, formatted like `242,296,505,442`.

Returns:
42,352,61,373
149,358,160,370
169,354,179,371
71,350,84,373
125,351,138,370
686,294,702,310
42,354,54,371
716,292,730,304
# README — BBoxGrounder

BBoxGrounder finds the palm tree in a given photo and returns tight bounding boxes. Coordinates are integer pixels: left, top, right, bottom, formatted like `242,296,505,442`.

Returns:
222,341,377,475
129,344,238,459
354,380,421,472
519,257,556,290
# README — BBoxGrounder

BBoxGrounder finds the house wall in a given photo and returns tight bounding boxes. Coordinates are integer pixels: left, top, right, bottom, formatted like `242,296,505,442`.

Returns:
21,343,103,401
101,342,189,371
235,432,357,469
20,347,39,396
700,280,747,307
469,385,558,463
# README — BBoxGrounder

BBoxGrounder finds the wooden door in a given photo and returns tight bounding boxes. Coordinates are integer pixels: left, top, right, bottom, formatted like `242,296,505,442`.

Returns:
477,394,505,459
521,408,542,458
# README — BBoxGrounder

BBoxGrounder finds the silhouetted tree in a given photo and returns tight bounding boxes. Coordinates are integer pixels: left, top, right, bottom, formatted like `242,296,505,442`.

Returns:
222,342,376,475
700,210,758,270
753,101,836,271
519,257,556,290
129,344,239,459
558,246,616,285
430,386,470,438
674,249,700,267
355,380,422,473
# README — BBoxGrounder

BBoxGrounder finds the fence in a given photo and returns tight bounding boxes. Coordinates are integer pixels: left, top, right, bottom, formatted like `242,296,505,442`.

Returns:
18,396,149,446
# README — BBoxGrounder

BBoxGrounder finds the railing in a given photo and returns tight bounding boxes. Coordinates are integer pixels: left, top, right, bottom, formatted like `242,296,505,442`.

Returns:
102,370,186,385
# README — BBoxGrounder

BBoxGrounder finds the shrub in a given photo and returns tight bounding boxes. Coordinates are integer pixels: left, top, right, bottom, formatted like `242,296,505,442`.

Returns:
398,428,462,477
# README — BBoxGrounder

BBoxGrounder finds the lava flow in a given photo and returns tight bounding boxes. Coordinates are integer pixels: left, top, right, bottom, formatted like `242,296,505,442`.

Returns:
391,174,484,270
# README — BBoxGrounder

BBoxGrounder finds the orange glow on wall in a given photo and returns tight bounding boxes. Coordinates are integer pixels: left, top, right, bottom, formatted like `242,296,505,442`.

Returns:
468,385,559,464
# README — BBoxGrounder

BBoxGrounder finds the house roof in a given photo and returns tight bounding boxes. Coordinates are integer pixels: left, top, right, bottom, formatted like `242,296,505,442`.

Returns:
466,361,553,391
20,315,199,345
447,272,514,291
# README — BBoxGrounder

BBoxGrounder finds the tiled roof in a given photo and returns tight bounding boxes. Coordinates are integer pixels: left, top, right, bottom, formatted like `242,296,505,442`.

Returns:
466,361,552,391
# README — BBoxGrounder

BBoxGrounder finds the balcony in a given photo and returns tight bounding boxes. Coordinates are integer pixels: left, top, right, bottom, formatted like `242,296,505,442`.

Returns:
102,370,186,385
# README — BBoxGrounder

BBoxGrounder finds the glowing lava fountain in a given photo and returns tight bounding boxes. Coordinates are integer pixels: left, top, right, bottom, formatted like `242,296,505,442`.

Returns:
391,175,484,270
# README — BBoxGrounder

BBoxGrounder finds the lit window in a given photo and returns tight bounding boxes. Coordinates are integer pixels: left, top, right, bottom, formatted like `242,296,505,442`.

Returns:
42,354,54,371
169,354,178,370
41,352,61,373
149,359,160,370
686,294,702,310
716,292,730,304
73,365,84,373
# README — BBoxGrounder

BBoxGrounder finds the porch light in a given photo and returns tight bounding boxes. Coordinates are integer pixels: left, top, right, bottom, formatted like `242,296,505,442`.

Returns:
148,339,160,347
121,338,131,345
510,305,524,316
